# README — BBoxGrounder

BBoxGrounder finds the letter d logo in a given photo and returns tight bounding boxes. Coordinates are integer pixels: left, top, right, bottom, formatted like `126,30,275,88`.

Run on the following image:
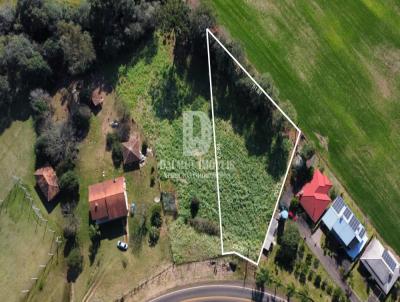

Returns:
183,111,212,156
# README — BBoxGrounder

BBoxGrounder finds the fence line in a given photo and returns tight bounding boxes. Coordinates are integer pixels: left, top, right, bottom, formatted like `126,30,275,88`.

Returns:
1,176,63,299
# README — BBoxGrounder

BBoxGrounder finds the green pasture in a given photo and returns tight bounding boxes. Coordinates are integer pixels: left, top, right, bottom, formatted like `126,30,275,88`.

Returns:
205,0,400,253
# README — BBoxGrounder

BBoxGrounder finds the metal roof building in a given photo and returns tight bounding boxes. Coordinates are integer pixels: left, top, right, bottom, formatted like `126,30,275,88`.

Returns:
361,238,399,295
322,196,368,260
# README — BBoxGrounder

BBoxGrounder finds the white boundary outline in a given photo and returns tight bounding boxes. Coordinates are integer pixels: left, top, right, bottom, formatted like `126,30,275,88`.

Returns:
206,28,302,266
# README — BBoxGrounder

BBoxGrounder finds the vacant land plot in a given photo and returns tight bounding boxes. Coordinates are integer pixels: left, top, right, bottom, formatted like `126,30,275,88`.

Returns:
0,185,57,302
205,0,400,253
0,120,36,199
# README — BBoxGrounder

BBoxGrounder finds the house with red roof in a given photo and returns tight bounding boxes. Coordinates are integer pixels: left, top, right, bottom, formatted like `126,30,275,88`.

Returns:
297,169,332,223
34,166,60,202
88,177,128,224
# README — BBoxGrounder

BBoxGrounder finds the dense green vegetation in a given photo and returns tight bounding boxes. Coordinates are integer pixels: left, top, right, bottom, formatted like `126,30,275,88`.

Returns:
205,0,400,253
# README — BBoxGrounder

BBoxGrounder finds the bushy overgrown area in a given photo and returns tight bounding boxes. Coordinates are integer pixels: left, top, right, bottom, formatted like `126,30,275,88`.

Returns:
116,0,296,262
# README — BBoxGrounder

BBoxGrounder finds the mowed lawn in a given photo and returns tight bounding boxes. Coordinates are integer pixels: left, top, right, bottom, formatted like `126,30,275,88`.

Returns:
0,185,57,302
0,119,36,199
205,0,400,253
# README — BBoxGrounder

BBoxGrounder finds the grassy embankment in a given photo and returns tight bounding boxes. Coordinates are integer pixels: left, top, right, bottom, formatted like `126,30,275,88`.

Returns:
204,0,400,255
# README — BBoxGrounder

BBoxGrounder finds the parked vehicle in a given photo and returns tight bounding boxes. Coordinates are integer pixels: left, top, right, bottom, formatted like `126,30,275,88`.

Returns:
117,240,128,251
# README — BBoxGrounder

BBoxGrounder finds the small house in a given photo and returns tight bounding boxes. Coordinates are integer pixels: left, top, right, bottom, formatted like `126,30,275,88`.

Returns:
321,196,368,260
122,134,143,166
34,166,60,202
360,238,399,295
88,177,128,224
91,87,106,107
298,169,332,223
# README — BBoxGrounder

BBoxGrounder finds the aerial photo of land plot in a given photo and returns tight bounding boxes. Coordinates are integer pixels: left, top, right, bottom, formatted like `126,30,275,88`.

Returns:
0,1,399,302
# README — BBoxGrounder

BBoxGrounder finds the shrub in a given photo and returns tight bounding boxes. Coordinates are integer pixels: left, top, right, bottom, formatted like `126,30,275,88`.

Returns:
290,196,300,213
305,253,312,266
188,217,219,236
301,140,315,160
63,215,79,241
59,170,79,196
255,266,270,287
111,141,123,167
190,196,200,218
67,247,83,272
314,274,322,288
148,226,160,246
276,222,300,269
88,224,100,241
106,132,118,150
332,287,346,302
71,104,91,134
149,203,162,228
313,258,320,269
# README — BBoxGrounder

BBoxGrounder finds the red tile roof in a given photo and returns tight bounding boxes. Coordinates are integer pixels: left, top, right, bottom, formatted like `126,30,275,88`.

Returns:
88,177,128,223
299,169,332,223
34,166,59,201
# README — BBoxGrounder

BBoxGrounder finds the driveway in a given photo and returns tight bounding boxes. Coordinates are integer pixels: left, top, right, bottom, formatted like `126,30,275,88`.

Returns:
296,216,361,302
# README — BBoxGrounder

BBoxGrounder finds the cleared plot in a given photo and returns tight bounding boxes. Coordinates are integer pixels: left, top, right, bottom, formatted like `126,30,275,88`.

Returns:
205,0,400,253
207,31,299,262
0,185,56,302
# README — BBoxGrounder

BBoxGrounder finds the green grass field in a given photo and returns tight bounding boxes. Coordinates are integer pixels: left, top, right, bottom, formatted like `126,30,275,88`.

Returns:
0,119,36,199
0,185,58,302
205,0,400,253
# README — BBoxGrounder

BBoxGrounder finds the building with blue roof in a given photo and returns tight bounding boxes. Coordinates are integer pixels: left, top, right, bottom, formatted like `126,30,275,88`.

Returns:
321,196,368,260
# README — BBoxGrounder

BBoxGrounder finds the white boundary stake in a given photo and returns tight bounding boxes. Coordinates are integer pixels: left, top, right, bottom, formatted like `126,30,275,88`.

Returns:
206,28,302,266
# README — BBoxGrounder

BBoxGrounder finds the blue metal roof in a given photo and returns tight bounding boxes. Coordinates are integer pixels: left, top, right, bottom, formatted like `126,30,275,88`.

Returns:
321,207,338,230
332,217,356,246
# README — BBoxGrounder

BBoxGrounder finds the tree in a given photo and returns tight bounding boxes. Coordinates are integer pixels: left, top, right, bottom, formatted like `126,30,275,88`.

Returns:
1,34,51,90
332,287,346,302
190,196,200,218
0,5,15,35
0,75,10,107
157,0,190,42
35,122,78,167
286,282,296,301
57,21,96,75
276,221,300,269
255,266,271,288
59,170,79,196
148,226,160,246
29,88,51,132
111,141,123,168
63,214,79,241
16,0,64,41
67,247,82,269
88,224,100,241
149,204,162,228
70,103,91,136
189,4,215,54
88,0,158,57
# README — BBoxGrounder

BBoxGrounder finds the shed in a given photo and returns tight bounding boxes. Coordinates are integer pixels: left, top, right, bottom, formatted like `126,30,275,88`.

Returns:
91,87,106,106
122,134,143,166
161,192,177,215
34,166,60,202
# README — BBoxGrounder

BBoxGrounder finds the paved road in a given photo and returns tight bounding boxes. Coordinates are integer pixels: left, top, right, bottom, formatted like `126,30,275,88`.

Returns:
148,284,286,302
